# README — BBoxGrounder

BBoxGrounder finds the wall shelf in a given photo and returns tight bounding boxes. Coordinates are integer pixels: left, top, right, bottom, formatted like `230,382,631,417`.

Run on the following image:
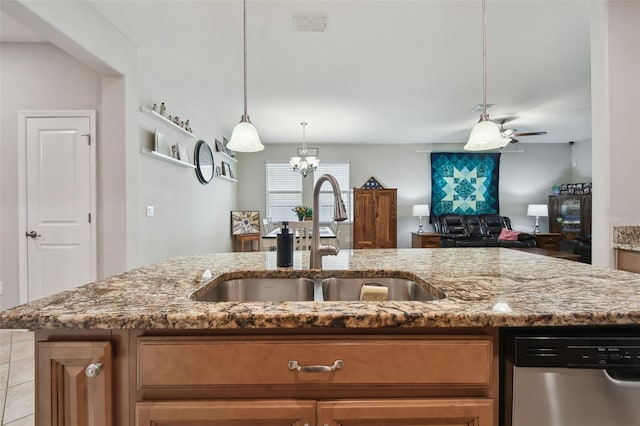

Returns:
217,174,238,183
142,148,195,169
216,150,238,163
141,107,195,138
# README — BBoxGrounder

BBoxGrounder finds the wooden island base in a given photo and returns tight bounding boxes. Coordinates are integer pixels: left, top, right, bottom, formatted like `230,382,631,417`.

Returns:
35,327,498,426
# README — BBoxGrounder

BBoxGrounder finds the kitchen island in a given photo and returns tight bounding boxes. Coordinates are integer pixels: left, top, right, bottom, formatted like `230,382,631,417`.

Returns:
2,248,640,425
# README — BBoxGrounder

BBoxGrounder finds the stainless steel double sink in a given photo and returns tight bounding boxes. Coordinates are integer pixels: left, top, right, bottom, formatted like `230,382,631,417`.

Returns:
191,276,445,302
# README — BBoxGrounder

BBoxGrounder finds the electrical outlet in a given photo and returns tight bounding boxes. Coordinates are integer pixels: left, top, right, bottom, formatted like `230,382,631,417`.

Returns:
146,205,154,217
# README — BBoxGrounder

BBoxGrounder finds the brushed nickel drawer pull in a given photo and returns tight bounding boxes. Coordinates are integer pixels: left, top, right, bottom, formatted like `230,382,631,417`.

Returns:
85,362,103,378
288,359,344,373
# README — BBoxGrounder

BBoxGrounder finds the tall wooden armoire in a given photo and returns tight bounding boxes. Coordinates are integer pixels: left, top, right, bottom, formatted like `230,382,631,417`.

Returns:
353,188,397,249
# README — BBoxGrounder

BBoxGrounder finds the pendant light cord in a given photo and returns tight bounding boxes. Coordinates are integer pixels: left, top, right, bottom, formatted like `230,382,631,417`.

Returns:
482,0,488,119
243,0,248,118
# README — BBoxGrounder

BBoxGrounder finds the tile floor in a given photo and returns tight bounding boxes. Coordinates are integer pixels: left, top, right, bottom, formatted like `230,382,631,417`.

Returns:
0,329,35,425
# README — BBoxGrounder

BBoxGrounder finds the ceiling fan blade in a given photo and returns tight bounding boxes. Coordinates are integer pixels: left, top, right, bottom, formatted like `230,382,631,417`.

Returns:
513,131,547,137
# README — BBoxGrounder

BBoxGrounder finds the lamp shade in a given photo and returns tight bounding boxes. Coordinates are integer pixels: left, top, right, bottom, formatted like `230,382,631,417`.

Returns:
464,120,509,151
527,204,548,217
412,204,430,217
227,119,264,152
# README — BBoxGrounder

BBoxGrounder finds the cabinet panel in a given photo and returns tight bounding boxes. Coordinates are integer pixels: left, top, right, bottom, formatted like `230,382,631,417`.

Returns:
617,249,640,273
353,190,377,248
353,189,397,249
37,341,112,426
548,195,591,239
138,337,492,389
136,400,315,425
317,398,493,425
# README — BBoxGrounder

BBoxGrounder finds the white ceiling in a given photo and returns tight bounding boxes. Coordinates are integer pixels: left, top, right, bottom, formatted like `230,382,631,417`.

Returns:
1,0,592,145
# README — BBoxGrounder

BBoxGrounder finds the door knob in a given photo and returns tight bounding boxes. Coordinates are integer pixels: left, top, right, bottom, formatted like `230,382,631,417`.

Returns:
85,362,103,378
25,231,41,238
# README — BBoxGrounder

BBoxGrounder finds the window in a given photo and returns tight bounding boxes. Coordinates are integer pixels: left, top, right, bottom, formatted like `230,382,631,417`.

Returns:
313,162,350,223
265,162,302,222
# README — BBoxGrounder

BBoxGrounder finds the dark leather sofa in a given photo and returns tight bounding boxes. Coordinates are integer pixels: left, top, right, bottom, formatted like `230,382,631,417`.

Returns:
433,214,537,248
573,234,592,263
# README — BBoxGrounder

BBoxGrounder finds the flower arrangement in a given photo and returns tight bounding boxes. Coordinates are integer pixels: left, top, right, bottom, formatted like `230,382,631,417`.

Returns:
292,205,313,220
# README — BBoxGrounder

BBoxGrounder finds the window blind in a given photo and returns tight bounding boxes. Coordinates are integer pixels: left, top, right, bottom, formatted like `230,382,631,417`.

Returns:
265,162,303,222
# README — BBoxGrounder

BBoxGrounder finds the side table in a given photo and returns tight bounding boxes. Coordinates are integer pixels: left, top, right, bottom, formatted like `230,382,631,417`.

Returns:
232,233,260,252
534,233,562,251
411,232,442,248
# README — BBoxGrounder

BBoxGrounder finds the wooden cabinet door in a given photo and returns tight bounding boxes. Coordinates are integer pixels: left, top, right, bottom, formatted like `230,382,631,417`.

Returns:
580,194,592,235
136,400,316,425
353,189,397,249
317,398,493,426
37,341,112,426
353,190,376,249
374,189,397,248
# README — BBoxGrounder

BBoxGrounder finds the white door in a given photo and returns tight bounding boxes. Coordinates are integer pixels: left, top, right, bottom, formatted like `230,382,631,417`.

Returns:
25,115,95,301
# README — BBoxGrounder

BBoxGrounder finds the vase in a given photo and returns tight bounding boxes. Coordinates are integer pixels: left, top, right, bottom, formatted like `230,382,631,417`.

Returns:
297,214,304,221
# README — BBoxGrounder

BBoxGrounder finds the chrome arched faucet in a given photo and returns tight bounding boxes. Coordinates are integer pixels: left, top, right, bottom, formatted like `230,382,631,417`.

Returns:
311,174,348,269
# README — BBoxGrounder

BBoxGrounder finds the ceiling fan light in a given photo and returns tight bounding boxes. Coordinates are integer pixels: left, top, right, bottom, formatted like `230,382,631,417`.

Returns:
228,118,265,152
464,119,509,151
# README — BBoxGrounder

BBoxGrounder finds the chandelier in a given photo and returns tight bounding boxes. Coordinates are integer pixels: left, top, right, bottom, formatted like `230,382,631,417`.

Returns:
289,122,319,177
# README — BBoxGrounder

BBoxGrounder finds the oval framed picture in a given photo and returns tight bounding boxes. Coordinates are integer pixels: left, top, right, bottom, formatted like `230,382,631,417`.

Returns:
194,140,214,184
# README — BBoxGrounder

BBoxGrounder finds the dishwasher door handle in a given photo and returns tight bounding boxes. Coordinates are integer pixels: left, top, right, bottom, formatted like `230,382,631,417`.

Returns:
605,368,640,385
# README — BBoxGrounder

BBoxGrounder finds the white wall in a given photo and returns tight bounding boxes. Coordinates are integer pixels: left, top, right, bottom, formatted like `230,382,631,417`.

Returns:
0,42,101,308
238,142,576,248
571,139,593,182
591,1,640,267
135,49,239,266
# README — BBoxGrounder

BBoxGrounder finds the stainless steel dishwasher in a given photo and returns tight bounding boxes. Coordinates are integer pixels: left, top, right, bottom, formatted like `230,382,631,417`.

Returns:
503,330,640,426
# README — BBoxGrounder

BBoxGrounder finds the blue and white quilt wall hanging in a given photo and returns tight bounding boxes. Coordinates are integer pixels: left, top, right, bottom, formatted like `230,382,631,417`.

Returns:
430,152,501,217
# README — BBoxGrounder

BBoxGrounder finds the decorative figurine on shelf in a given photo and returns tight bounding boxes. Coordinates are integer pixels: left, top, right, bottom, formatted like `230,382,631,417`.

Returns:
171,144,178,159
180,121,185,128
152,103,158,113
159,102,166,116
167,115,172,122
185,120,191,133
173,116,180,125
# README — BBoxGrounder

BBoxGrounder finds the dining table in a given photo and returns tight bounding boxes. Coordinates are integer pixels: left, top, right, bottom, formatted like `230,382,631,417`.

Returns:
261,226,337,251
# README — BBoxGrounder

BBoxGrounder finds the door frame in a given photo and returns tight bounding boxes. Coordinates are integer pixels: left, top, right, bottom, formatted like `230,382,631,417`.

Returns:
18,110,97,304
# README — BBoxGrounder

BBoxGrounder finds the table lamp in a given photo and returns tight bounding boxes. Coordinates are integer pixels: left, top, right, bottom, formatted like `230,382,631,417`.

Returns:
527,204,548,234
412,204,430,234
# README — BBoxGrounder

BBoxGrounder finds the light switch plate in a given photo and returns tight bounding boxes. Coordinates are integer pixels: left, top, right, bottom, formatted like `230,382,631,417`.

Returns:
146,205,154,217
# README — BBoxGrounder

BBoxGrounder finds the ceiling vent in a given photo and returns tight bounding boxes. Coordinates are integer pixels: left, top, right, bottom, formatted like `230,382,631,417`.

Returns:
294,15,328,32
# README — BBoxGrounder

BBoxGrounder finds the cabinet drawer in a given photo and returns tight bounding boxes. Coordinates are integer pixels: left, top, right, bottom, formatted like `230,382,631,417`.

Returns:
617,249,640,273
138,336,492,389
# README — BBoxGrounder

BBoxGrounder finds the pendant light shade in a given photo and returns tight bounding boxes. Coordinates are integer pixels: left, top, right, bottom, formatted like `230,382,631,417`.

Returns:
229,116,263,152
465,116,506,151
464,0,508,152
227,0,264,153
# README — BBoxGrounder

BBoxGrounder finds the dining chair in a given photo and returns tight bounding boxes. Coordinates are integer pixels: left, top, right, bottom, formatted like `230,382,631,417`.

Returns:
262,218,274,234
289,221,313,251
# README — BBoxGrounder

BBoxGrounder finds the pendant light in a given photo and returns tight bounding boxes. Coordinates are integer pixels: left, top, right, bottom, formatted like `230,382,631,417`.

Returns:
289,122,319,178
227,0,264,152
464,0,508,151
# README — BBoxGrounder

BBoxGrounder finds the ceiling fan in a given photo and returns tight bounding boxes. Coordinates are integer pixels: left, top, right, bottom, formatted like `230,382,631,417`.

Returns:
497,118,547,143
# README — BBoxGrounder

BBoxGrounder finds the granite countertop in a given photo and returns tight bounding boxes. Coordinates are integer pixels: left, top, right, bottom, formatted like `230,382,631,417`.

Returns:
613,226,640,252
2,248,640,330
